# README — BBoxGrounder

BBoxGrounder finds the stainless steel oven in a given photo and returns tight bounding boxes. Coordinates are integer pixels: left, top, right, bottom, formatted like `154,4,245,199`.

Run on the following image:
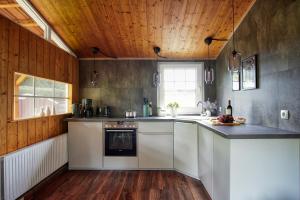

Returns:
104,121,137,156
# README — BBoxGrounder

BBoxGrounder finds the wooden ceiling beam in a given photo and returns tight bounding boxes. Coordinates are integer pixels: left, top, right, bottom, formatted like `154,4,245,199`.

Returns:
0,3,20,9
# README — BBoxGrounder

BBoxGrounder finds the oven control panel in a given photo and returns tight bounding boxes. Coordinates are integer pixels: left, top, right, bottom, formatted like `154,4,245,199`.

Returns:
104,121,137,129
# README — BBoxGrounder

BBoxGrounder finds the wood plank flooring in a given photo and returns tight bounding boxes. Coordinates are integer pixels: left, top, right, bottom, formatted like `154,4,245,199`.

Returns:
27,170,210,200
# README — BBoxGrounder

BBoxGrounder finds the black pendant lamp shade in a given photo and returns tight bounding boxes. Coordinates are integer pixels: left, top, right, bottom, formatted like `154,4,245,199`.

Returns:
228,0,241,72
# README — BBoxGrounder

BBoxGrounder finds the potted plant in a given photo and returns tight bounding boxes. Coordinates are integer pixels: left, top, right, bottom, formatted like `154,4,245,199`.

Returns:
167,102,179,117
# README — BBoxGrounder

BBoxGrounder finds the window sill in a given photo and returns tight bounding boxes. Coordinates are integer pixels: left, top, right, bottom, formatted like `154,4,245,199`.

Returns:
8,113,72,123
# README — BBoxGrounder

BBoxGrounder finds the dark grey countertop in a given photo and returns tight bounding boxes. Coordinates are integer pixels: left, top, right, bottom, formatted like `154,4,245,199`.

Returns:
65,117,300,139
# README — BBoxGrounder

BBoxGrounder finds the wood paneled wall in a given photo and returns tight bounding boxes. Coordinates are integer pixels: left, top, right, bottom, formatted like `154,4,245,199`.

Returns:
0,14,79,156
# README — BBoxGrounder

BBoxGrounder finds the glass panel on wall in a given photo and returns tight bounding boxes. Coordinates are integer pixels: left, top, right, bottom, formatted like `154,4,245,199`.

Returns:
14,96,35,119
14,73,34,96
54,81,68,98
35,98,54,116
14,72,71,120
35,77,54,97
54,99,68,114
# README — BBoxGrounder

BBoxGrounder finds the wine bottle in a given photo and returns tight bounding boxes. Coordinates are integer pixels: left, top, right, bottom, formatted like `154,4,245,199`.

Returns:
226,100,232,116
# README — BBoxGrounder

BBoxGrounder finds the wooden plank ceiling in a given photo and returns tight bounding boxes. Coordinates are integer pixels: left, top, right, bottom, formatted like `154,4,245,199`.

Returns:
29,0,255,59
0,0,44,37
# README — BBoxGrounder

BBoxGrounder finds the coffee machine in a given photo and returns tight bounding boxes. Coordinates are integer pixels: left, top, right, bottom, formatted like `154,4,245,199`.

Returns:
82,98,93,118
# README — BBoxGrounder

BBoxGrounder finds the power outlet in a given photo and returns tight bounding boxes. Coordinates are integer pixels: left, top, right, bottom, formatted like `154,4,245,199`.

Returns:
281,110,289,120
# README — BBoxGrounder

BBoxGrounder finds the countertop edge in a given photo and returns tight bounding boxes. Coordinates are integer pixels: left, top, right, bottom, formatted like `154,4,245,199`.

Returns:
65,117,300,139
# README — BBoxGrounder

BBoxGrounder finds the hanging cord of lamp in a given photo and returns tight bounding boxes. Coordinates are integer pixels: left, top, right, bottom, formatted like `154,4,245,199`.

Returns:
228,0,242,72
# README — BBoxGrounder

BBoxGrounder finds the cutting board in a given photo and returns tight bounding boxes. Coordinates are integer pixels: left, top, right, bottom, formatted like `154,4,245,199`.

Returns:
210,120,241,126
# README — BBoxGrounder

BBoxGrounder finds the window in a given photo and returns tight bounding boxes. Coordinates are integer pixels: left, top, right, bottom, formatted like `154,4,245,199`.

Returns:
14,73,71,120
158,62,204,114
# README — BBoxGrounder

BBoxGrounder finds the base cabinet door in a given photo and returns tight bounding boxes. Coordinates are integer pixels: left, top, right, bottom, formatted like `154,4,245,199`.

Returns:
213,134,230,200
68,122,103,170
174,122,198,178
139,133,173,169
198,126,213,197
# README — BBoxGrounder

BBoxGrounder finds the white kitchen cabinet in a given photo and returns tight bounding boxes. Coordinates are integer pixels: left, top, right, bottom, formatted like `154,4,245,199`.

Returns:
174,122,198,178
68,122,103,170
139,133,173,169
213,133,230,200
198,125,213,197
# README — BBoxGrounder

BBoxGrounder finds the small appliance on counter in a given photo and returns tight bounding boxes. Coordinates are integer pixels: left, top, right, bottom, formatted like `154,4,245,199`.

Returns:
81,98,94,118
103,106,112,117
125,111,137,118
72,103,80,117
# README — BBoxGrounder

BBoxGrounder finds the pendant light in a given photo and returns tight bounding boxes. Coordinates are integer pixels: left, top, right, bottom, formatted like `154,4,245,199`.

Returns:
90,47,99,87
204,38,214,85
228,0,241,72
152,46,162,87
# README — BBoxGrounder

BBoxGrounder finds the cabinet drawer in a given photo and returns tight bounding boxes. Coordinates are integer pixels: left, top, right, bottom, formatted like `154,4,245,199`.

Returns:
138,122,173,133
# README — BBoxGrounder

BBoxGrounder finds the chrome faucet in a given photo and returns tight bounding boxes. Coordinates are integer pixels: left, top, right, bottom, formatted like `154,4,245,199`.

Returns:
197,100,204,114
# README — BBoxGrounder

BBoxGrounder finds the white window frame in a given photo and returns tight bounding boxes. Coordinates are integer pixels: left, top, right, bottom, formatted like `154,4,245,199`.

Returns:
16,0,76,57
157,62,204,115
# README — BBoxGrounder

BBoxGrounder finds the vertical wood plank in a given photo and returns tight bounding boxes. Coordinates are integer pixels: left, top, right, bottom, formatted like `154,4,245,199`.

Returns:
29,33,37,75
68,56,73,84
48,116,55,137
72,58,79,103
63,52,69,83
7,22,20,121
19,28,29,74
8,22,20,72
17,120,28,148
0,16,9,155
42,117,49,140
49,44,56,80
36,37,44,77
7,122,17,153
43,40,50,78
35,118,43,142
55,49,62,82
27,119,36,145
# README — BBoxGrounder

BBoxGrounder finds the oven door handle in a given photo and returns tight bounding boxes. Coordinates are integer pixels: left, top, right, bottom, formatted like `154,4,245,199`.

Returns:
105,129,135,132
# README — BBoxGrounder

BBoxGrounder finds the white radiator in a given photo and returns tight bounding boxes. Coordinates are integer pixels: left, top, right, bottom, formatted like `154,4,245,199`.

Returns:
0,134,68,200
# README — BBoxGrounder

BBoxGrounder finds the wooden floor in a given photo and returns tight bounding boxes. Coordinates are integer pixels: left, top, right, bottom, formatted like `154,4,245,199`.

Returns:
28,170,210,200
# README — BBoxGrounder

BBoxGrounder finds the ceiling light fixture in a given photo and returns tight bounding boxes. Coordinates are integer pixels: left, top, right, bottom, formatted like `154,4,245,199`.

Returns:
228,0,241,72
90,47,99,87
204,37,215,85
153,46,167,59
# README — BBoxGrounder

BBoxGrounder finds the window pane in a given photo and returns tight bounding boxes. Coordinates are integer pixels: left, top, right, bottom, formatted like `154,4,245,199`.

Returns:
174,82,186,90
165,91,195,107
164,69,174,81
35,77,54,97
14,96,34,119
35,98,53,116
14,73,34,96
164,82,174,90
55,82,68,98
186,69,196,81
186,82,196,90
174,69,185,81
54,98,68,114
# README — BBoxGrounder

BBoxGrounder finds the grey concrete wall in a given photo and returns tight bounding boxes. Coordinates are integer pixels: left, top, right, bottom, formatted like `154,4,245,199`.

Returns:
216,0,300,132
79,60,216,117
